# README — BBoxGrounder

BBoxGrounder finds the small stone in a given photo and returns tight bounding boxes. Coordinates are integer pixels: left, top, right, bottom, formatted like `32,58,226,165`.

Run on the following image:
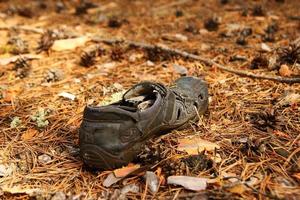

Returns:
173,64,188,75
146,60,155,66
120,184,139,194
38,154,52,164
144,171,159,193
261,43,272,52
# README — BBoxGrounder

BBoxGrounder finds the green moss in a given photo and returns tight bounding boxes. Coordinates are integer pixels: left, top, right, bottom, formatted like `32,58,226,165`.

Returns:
31,108,50,128
10,117,22,128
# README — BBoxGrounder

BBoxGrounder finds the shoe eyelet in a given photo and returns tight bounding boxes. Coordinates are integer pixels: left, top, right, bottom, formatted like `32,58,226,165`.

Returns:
198,93,204,101
193,102,199,109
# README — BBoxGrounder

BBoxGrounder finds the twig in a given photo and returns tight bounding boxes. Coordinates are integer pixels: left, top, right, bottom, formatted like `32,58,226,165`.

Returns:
154,0,191,11
0,25,44,34
142,179,148,200
92,37,300,84
287,16,300,21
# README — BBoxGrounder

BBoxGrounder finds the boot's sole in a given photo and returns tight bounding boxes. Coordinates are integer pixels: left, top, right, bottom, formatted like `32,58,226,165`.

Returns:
80,144,128,169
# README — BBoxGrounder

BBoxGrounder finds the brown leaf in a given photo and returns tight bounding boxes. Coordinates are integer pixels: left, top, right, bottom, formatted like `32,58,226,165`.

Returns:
227,183,247,194
273,130,290,138
113,164,140,178
21,129,38,141
1,88,21,103
279,64,292,77
293,173,300,180
178,137,220,155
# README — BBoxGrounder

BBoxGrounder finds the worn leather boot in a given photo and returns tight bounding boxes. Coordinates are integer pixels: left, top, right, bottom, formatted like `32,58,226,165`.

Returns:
79,76,208,169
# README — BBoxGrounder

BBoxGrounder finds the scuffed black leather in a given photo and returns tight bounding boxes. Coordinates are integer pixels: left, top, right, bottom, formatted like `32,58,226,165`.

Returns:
79,76,208,169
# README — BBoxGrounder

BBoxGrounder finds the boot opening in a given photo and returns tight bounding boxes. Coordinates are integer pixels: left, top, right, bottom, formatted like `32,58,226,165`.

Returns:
122,84,157,111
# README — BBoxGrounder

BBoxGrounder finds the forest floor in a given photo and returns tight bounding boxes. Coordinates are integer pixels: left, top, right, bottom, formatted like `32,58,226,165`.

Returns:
0,0,300,199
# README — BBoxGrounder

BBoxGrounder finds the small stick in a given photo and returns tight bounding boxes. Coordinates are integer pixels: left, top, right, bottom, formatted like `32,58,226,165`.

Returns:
0,25,44,34
142,179,148,200
92,37,300,84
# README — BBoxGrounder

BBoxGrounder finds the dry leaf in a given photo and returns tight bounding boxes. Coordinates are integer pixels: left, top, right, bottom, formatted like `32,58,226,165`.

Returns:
1,88,21,103
278,92,300,106
279,64,292,77
51,37,90,51
292,173,300,180
113,164,140,178
167,176,208,191
144,171,159,193
21,129,38,141
228,183,247,194
103,173,122,187
159,175,166,186
273,130,290,138
178,137,220,155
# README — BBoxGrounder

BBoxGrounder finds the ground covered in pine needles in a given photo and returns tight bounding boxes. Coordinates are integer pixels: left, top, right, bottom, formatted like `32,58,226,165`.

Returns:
0,0,300,199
